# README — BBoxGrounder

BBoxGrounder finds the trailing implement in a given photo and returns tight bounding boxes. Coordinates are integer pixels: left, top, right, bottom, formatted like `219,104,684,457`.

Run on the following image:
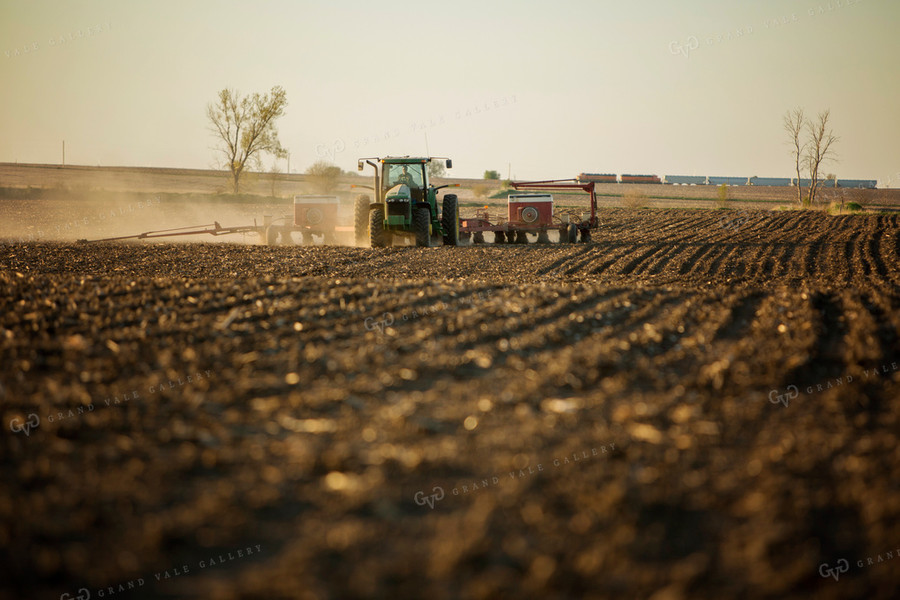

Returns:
459,179,598,244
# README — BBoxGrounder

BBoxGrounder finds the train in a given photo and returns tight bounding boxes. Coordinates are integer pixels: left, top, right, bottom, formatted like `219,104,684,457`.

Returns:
577,173,877,189
620,174,662,184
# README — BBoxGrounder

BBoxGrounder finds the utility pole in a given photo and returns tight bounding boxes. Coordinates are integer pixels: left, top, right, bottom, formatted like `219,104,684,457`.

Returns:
287,152,290,175
62,140,65,166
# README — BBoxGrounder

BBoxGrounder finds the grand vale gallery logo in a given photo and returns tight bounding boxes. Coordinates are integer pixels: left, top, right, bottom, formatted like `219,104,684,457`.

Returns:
9,413,40,436
414,443,616,510
60,544,262,599
769,361,898,408
818,543,900,582
818,559,849,581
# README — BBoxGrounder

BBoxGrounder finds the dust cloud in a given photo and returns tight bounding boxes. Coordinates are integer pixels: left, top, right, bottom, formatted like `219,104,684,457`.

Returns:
0,165,360,245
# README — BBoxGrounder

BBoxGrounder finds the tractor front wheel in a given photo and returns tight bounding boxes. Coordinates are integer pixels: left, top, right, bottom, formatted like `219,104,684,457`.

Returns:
413,207,431,247
442,194,459,246
369,207,387,248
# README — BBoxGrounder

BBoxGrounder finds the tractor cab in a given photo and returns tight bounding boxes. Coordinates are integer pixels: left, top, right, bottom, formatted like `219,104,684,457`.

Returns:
386,163,423,189
384,163,425,203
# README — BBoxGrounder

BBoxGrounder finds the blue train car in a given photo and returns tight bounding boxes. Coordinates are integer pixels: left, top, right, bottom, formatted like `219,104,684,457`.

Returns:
749,177,792,187
792,179,830,187
664,175,707,185
708,176,749,186
837,179,877,189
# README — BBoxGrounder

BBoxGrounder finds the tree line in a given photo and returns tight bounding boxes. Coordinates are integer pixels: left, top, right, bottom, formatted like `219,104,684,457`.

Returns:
205,86,844,205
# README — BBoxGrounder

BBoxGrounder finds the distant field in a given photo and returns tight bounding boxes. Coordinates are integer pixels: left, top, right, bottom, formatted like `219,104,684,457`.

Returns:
3,162,899,210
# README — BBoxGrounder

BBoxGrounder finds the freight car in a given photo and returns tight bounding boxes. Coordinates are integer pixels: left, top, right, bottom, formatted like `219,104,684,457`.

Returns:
793,179,831,188
835,179,877,189
583,172,878,188
664,175,707,185
577,173,617,183
749,177,792,186
708,176,749,186
620,174,661,184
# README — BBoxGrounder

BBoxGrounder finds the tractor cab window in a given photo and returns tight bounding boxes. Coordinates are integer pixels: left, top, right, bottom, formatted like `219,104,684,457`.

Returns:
386,164,424,189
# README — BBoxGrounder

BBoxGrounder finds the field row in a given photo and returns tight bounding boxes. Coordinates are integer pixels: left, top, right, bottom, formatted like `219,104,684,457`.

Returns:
2,265,899,598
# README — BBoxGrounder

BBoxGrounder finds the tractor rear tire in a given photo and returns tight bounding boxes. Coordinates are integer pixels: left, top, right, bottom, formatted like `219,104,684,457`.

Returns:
369,207,387,248
413,207,431,247
494,231,506,244
355,194,370,245
441,194,460,246
537,230,550,244
473,232,485,244
565,223,578,244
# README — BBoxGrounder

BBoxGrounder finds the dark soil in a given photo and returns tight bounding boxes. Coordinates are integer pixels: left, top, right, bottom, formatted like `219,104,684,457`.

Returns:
2,209,899,599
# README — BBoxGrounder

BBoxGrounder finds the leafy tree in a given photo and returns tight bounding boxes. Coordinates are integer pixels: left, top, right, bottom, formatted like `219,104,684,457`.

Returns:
306,160,342,194
208,86,288,193
716,184,728,209
427,160,446,180
483,170,500,180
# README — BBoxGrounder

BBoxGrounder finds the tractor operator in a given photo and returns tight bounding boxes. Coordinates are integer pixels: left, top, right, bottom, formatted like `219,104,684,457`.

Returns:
394,165,418,188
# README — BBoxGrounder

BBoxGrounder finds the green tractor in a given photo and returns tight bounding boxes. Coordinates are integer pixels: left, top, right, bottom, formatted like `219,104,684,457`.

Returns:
354,156,459,247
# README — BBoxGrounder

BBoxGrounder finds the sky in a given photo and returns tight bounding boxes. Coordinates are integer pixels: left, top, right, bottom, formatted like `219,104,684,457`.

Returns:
1,0,899,184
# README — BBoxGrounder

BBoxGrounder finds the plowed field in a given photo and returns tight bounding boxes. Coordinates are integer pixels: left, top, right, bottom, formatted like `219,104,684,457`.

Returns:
2,209,899,599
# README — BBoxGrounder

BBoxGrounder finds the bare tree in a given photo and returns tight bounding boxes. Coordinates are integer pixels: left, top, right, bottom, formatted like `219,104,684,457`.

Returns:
805,110,839,205
305,160,342,194
207,86,288,193
783,107,806,205
783,107,839,206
